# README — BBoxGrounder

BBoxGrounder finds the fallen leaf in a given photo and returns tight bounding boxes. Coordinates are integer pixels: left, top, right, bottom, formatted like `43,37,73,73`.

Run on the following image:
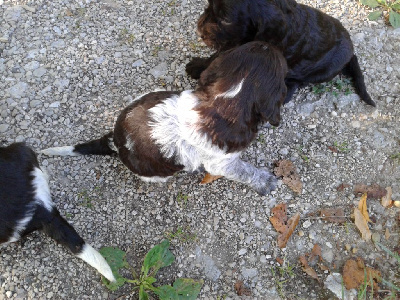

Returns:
336,183,350,192
342,258,381,290
299,256,319,281
320,208,346,223
309,244,322,265
328,146,338,153
385,228,390,240
200,173,223,184
234,280,252,296
274,160,303,194
354,206,372,241
269,203,300,248
276,257,284,265
319,264,329,271
277,213,300,248
381,187,393,208
354,184,387,199
358,193,371,223
269,203,288,233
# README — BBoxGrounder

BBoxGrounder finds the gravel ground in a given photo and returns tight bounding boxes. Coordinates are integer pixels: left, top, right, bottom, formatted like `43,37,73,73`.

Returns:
1,0,399,299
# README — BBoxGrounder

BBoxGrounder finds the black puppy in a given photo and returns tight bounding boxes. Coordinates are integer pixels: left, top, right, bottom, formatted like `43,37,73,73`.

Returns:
186,0,375,106
42,42,287,196
0,143,115,282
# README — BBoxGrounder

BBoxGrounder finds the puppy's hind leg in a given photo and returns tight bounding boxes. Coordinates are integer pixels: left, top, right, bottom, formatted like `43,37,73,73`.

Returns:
186,53,219,79
283,79,301,104
204,158,277,196
342,55,376,107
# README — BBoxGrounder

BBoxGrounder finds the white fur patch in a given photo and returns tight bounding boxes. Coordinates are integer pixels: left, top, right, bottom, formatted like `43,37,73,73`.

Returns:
108,136,118,153
41,146,79,156
32,167,53,211
77,243,116,282
7,212,34,243
215,79,244,99
138,175,172,183
125,136,135,151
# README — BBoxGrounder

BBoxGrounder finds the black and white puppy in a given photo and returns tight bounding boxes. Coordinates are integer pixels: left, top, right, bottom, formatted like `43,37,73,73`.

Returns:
42,42,287,196
0,143,115,282
186,0,375,106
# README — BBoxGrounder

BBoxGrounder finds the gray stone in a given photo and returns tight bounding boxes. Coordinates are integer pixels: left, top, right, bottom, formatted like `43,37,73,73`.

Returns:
0,124,9,133
33,67,47,77
51,40,65,48
334,94,360,108
54,79,69,89
4,6,23,23
24,61,40,71
132,59,144,67
149,62,168,78
30,100,41,108
324,273,357,300
241,268,258,279
8,82,28,98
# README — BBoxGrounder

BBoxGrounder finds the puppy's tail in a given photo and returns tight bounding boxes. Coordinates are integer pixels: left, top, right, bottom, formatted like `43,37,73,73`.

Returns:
342,55,376,107
39,206,116,282
41,132,116,157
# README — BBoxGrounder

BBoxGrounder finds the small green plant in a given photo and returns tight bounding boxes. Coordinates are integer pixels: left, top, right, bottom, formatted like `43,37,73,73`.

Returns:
176,192,189,208
360,0,400,28
312,78,352,97
78,190,94,209
165,226,197,244
65,212,73,219
100,240,203,299
333,141,350,153
152,46,162,56
271,258,296,298
298,146,309,162
257,133,266,144
375,242,400,297
119,28,135,45
390,152,400,161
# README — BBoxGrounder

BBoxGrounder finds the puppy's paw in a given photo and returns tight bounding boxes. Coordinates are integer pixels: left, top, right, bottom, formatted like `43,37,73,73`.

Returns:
186,57,209,79
252,170,277,196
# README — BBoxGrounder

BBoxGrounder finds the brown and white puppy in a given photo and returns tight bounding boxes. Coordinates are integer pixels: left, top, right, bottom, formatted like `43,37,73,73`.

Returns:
0,142,115,282
186,0,375,106
42,42,287,195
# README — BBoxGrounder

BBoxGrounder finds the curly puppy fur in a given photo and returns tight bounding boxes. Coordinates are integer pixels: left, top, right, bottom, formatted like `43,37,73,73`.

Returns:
0,143,115,282
187,0,375,106
42,42,288,196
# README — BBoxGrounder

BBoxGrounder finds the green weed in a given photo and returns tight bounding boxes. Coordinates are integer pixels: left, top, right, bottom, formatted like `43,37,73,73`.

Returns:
176,192,189,208
78,190,94,209
312,78,352,97
100,240,203,299
165,226,197,244
298,146,309,162
360,0,400,28
333,141,350,153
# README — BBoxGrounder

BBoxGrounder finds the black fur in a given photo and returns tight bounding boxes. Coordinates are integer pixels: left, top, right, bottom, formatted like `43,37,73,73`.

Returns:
187,0,375,106
0,143,84,252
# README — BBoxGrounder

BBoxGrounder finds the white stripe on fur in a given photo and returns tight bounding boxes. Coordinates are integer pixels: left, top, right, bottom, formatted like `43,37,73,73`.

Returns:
215,79,244,99
32,167,53,211
41,146,79,156
77,243,116,282
7,212,34,243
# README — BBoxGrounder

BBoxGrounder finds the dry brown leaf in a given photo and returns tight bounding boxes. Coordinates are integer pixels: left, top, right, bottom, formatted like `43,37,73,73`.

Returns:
381,187,393,208
320,208,346,223
358,193,371,223
200,173,223,184
354,208,371,241
336,183,351,192
354,184,387,199
299,256,320,281
342,258,381,290
308,244,322,265
274,160,303,194
234,280,252,296
277,213,300,248
276,257,284,265
269,203,288,234
319,263,329,271
269,204,300,248
327,146,338,153
385,228,390,240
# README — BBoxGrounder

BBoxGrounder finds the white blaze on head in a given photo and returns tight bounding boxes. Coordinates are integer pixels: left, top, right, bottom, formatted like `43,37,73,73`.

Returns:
215,79,244,99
